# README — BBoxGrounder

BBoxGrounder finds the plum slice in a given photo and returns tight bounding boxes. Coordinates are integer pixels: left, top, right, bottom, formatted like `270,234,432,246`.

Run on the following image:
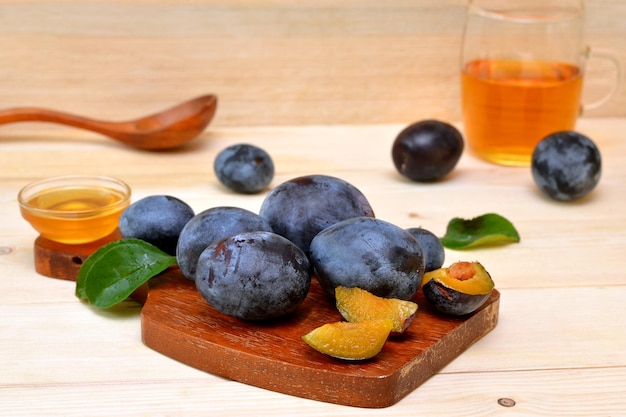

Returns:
302,319,394,361
335,286,418,334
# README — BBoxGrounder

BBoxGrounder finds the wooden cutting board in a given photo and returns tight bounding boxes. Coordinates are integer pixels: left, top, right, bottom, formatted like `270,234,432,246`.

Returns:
141,268,500,408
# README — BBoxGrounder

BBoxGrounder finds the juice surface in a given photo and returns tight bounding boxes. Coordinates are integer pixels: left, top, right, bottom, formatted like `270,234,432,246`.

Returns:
461,58,583,166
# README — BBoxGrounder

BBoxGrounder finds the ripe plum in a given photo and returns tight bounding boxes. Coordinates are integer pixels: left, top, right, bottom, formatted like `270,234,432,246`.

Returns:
195,231,311,321
309,217,424,300
531,131,601,201
176,206,273,281
259,175,375,255
118,195,194,255
406,227,445,272
214,143,274,194
392,120,464,182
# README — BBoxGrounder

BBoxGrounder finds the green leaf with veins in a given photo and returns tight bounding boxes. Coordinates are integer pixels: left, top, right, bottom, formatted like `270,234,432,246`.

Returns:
75,238,177,308
440,213,520,249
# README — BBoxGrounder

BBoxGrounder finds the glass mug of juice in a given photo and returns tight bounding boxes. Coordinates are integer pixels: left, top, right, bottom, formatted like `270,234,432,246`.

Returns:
460,0,621,166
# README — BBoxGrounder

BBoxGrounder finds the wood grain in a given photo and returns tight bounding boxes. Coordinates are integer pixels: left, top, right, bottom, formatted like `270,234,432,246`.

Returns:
0,0,623,130
33,231,122,281
141,267,500,408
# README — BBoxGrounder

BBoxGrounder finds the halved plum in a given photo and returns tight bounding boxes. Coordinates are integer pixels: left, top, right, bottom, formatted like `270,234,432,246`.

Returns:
421,261,494,316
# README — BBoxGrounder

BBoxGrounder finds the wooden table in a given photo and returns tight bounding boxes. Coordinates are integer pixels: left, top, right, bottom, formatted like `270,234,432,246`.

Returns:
1,118,625,416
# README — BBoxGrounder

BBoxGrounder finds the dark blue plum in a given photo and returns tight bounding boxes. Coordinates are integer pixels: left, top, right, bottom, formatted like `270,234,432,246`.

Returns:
118,195,194,255
309,217,424,300
531,131,602,201
392,119,464,182
259,174,375,255
214,143,274,194
176,206,273,281
195,231,312,321
406,227,445,272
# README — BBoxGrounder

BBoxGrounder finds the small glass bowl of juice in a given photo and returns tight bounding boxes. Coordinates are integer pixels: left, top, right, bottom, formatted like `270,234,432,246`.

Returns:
18,175,131,245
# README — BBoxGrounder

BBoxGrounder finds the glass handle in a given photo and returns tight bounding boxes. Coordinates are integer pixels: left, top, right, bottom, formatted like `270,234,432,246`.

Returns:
583,49,622,113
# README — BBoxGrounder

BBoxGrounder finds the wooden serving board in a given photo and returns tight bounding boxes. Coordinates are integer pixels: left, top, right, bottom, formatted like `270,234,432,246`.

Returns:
141,268,500,408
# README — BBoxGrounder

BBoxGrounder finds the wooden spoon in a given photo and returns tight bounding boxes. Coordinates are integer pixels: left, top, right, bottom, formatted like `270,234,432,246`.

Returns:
0,94,218,150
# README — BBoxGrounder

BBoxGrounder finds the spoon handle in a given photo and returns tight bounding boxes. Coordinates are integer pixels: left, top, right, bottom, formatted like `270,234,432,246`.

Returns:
0,107,118,136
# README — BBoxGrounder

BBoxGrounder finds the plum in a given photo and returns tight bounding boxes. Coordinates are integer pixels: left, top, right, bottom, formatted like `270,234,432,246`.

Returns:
118,195,194,255
421,261,494,316
214,143,275,194
406,227,445,272
195,231,311,321
309,216,424,300
259,174,375,255
392,119,464,182
531,131,601,201
176,206,273,281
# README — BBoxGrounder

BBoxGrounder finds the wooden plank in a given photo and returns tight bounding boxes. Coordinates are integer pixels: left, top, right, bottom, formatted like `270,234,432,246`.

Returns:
0,0,623,127
2,365,625,416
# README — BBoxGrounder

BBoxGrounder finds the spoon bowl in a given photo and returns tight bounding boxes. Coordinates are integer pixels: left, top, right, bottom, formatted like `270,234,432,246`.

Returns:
0,94,218,151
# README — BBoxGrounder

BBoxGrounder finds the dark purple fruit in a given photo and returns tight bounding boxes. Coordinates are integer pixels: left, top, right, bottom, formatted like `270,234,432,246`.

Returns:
118,195,194,255
392,119,464,182
531,131,601,201
213,143,274,194
259,175,375,255
195,231,311,321
406,227,445,272
176,206,273,281
421,261,494,316
309,216,424,300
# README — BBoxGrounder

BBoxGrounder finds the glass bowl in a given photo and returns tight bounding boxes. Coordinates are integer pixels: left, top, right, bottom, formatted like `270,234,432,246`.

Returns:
18,175,131,245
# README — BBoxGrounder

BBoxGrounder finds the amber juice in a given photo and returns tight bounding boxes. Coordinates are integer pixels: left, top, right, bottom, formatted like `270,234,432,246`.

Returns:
20,184,129,244
461,58,583,166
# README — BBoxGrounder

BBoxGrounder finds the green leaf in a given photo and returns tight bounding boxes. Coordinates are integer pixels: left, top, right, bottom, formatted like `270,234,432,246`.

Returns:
75,238,177,308
440,213,520,249
75,240,112,301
